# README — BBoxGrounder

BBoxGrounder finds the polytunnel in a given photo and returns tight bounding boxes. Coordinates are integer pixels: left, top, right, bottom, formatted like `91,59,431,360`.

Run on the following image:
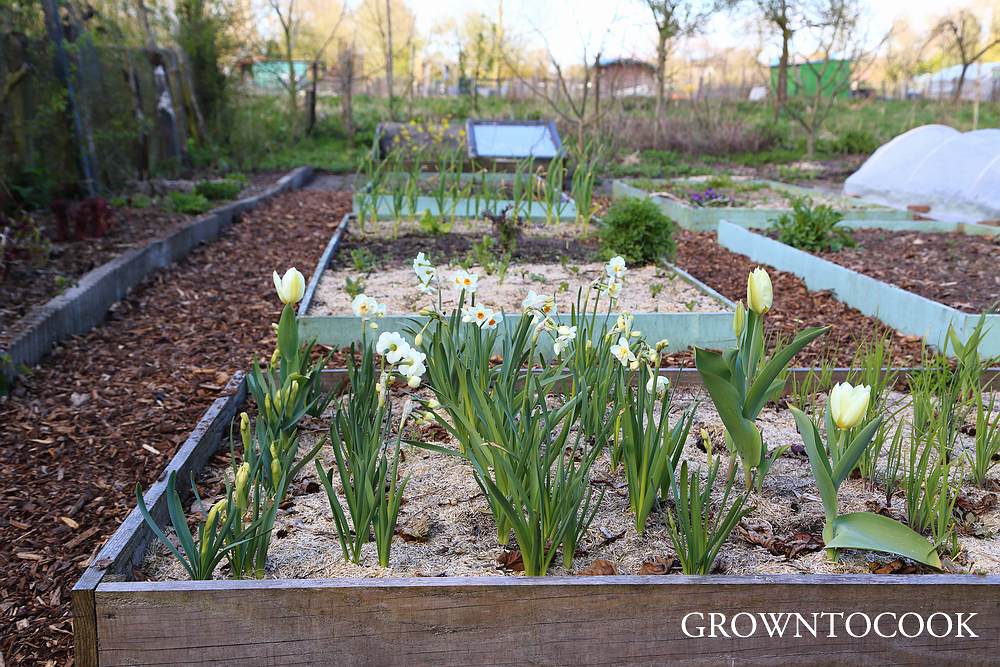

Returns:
844,124,1000,224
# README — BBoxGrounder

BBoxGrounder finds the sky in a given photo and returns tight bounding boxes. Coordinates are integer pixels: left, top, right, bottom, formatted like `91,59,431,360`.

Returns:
409,0,970,65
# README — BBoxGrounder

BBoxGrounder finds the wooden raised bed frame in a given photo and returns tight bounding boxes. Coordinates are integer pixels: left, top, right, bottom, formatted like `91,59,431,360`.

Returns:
74,369,1000,666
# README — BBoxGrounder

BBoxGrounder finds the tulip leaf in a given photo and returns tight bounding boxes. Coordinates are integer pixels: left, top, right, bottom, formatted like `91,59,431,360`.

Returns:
743,325,829,420
277,303,298,363
831,416,882,488
790,406,838,520
827,512,942,569
695,347,761,467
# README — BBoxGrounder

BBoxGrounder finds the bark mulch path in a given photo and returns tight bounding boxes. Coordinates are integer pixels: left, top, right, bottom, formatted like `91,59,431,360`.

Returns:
816,229,1000,314
0,189,351,666
670,229,925,367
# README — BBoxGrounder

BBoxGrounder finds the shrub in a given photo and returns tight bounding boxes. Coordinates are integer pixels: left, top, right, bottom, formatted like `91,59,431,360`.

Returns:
831,129,878,156
195,179,243,201
167,191,212,215
599,197,677,265
773,197,854,252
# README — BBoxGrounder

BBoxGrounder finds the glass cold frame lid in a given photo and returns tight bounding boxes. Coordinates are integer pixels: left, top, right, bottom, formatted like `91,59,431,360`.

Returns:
467,121,561,159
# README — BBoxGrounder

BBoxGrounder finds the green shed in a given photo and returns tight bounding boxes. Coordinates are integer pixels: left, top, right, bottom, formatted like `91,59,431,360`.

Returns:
770,59,852,98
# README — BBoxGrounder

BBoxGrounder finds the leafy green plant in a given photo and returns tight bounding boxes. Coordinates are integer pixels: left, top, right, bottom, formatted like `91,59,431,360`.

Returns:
351,248,376,273
344,276,366,299
773,197,854,252
666,459,750,575
136,471,256,580
968,390,1000,487
696,269,828,489
790,405,941,568
195,179,243,201
167,190,212,215
903,427,959,542
619,368,695,533
598,197,677,265
315,345,409,566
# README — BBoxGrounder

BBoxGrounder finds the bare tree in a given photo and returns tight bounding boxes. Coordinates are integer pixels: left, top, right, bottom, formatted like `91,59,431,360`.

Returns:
751,0,804,117
782,0,882,157
503,36,609,152
267,0,302,139
929,9,1000,101
643,0,716,143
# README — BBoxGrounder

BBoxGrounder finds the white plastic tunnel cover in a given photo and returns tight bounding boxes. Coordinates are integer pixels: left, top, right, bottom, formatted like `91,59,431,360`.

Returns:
844,125,1000,223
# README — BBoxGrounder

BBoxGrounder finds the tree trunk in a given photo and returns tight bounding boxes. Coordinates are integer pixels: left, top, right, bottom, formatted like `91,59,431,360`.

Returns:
384,0,395,120
953,63,970,102
42,0,98,195
775,27,790,120
341,48,354,140
654,32,667,146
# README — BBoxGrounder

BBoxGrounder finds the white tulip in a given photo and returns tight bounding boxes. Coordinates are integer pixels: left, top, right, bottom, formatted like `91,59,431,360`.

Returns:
273,268,305,305
746,267,773,315
829,382,871,430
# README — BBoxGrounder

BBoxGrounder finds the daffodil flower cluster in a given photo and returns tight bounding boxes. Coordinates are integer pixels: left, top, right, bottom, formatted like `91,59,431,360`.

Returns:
461,304,503,330
413,252,436,294
593,255,627,301
375,331,427,398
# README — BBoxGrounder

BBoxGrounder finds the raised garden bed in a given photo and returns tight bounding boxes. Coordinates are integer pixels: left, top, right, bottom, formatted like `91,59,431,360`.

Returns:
355,171,578,223
298,214,736,354
76,365,1000,665
612,178,925,231
718,222,1000,358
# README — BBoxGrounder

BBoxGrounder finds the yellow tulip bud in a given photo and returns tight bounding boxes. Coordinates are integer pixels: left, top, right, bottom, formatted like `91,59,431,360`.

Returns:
265,394,273,415
202,499,228,561
234,462,251,513
414,333,423,347
655,339,669,351
240,412,251,449
270,347,280,368
270,458,283,489
747,268,773,315
829,382,871,430
272,268,305,305
733,301,746,338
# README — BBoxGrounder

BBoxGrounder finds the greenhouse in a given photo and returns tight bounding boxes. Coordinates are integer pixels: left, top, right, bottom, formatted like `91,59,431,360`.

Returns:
844,124,1000,223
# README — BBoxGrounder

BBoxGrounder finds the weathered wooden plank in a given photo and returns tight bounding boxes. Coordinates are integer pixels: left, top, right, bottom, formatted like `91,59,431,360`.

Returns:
95,575,1000,666
71,372,247,665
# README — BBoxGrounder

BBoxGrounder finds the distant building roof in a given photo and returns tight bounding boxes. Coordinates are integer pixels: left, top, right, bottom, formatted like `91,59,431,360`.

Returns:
596,58,655,72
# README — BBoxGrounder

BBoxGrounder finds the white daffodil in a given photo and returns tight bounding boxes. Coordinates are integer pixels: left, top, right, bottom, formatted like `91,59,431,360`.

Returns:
452,269,479,294
351,294,374,318
610,337,636,367
522,289,555,316
614,312,634,337
606,277,622,301
482,310,503,330
273,268,305,305
646,374,670,397
605,256,627,280
376,331,411,365
398,348,427,387
553,324,577,356
413,252,436,294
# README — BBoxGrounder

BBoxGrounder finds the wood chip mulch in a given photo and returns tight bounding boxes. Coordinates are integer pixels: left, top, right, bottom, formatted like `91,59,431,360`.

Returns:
814,229,1000,314
669,229,925,366
0,189,351,666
